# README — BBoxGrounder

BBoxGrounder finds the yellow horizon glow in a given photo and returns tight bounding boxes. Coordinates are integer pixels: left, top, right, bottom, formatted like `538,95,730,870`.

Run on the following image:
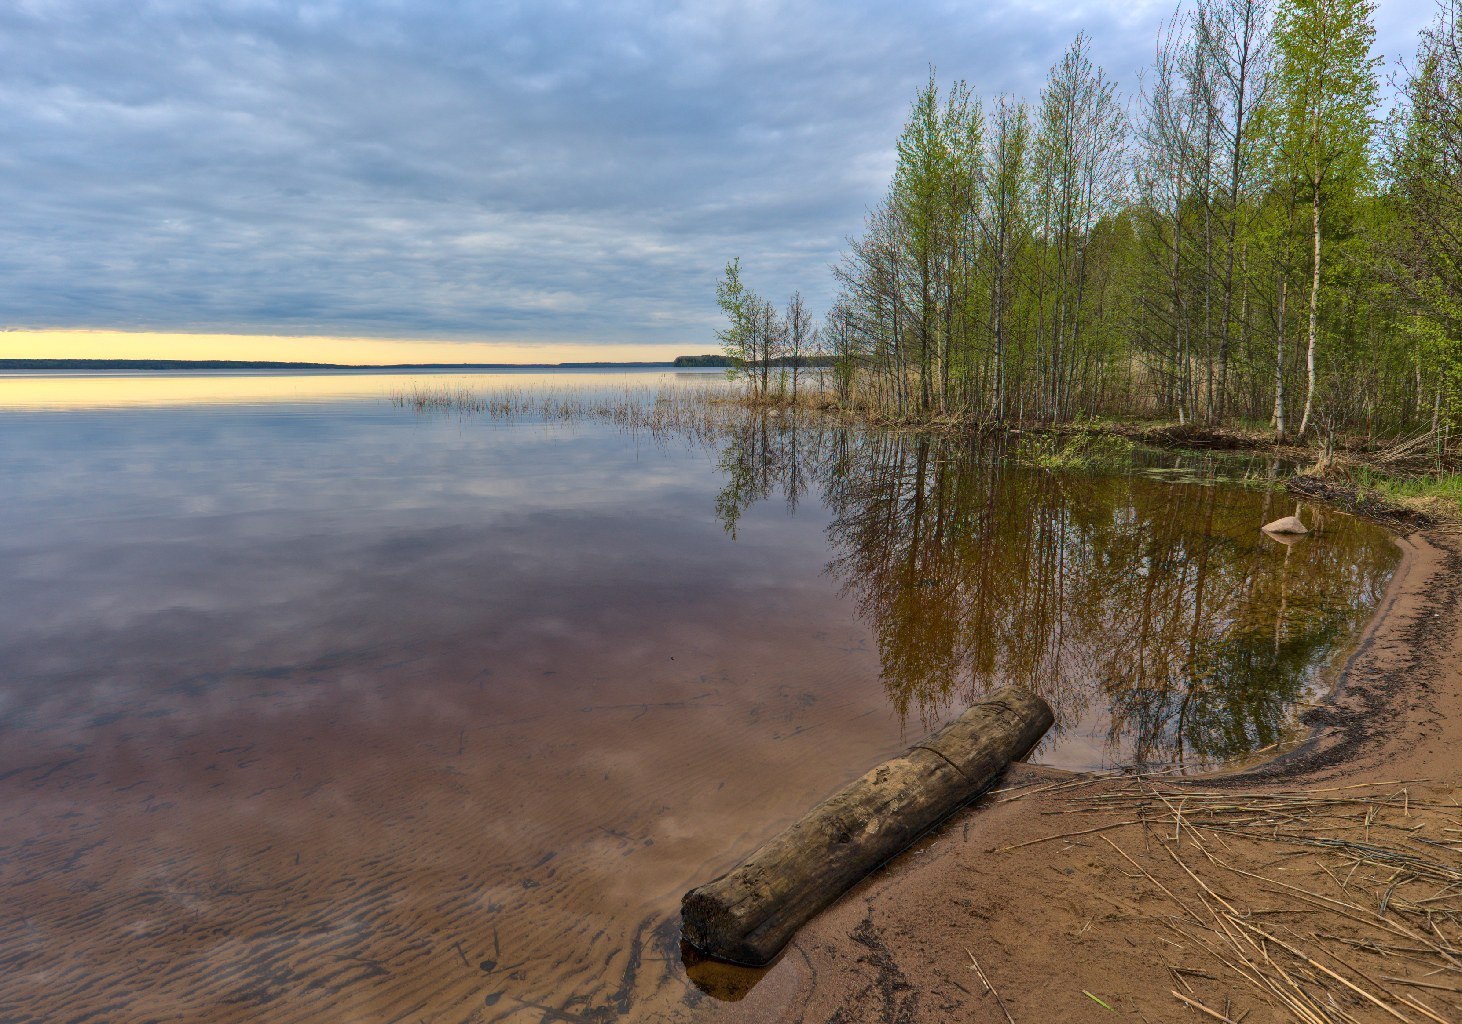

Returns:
0,330,696,365
0,369,716,409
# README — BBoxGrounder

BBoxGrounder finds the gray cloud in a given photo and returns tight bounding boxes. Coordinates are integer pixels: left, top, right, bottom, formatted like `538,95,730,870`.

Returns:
0,0,1433,348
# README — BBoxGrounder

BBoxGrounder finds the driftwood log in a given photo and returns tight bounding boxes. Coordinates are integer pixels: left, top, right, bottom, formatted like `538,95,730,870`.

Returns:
681,686,1054,966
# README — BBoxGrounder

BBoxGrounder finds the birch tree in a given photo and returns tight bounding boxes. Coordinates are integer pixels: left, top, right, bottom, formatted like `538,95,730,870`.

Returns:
977,96,1031,420
1268,0,1379,436
1033,33,1129,420
1198,0,1275,413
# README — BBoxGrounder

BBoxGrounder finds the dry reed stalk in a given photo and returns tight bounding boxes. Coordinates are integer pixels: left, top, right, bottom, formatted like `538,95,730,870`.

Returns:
1103,834,1208,925
967,948,1017,1024
992,773,1117,804
1381,976,1462,994
992,820,1142,852
1172,989,1241,1021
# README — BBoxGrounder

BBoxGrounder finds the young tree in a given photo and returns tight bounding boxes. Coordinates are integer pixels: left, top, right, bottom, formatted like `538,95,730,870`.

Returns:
1268,0,1380,436
977,95,1031,420
716,259,785,399
823,298,861,403
716,258,755,389
785,290,813,405
1032,33,1129,421
892,71,957,412
1134,13,1204,421
755,296,784,398
1198,0,1275,413
939,81,984,410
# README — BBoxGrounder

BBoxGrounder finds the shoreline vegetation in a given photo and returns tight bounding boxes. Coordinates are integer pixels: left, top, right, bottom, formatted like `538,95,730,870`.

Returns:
390,373,1462,525
710,0,1462,526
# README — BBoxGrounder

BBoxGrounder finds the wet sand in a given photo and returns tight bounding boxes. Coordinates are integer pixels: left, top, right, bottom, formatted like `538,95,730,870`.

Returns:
694,527,1462,1023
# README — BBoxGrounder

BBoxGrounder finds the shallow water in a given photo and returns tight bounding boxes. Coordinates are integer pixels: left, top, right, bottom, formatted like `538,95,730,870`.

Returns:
0,370,1399,1020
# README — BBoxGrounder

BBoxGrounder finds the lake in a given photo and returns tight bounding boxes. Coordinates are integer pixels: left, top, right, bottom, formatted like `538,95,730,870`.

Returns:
0,369,1400,1021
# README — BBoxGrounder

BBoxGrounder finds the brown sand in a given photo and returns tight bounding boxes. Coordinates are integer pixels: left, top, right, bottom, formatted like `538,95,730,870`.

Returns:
689,528,1462,1024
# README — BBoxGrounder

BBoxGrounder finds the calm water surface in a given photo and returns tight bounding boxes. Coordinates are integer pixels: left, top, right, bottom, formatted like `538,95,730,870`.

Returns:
0,370,1399,1021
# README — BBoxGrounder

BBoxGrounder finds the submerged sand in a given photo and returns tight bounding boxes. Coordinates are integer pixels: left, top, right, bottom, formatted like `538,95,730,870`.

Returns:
690,528,1462,1024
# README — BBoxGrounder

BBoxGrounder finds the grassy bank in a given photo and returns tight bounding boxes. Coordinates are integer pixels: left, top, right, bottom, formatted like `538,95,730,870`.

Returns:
389,375,1462,524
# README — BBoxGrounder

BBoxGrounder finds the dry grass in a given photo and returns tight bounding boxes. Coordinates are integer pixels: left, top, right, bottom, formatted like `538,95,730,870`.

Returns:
1062,780,1462,1023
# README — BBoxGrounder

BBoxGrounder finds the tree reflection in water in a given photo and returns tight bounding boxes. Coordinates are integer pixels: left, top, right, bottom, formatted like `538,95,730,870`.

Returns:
711,412,1399,771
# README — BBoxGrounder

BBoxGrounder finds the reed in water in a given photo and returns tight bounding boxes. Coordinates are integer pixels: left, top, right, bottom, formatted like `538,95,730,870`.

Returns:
389,379,742,446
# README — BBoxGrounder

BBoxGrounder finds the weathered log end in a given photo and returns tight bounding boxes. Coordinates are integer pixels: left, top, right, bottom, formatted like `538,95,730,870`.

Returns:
681,686,1053,966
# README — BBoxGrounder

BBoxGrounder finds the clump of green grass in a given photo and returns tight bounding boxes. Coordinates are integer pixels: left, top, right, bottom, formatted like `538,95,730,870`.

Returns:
1025,430,1137,472
1354,466,1462,516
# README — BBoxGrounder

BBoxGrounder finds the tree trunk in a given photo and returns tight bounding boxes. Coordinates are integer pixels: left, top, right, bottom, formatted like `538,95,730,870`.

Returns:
1275,277,1287,441
993,266,1006,421
681,687,1054,966
1298,180,1320,436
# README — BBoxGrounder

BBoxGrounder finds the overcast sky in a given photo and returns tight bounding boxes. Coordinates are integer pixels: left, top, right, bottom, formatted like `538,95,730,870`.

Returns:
0,1,1435,354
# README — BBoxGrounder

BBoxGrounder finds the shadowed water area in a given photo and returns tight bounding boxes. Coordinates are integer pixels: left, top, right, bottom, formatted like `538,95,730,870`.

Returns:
0,370,1399,1021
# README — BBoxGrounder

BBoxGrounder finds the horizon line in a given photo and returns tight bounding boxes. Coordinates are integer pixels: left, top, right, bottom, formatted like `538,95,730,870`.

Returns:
0,330,709,366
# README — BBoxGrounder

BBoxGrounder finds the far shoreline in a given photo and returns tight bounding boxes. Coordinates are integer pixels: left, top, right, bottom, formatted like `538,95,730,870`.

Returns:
0,357,718,371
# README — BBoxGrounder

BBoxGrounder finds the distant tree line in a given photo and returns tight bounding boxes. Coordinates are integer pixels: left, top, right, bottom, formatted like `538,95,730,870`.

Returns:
718,0,1462,453
674,354,740,367
675,352,838,369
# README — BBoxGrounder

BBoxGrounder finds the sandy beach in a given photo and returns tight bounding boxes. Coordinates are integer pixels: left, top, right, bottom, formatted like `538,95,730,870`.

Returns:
692,527,1462,1023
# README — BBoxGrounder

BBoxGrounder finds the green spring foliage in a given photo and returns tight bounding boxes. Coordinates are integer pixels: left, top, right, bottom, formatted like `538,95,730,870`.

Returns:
719,0,1462,466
